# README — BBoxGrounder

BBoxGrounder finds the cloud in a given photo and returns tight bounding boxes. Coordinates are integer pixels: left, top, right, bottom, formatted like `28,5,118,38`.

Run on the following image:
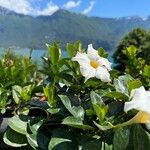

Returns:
0,0,32,15
82,1,95,15
0,0,59,16
63,0,81,9
37,2,59,16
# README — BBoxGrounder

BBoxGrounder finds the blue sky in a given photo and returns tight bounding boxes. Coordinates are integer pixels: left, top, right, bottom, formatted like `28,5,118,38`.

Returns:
0,0,150,18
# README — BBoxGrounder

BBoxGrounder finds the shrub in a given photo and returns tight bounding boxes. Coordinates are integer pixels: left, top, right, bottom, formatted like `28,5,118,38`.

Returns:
0,42,150,150
113,28,150,71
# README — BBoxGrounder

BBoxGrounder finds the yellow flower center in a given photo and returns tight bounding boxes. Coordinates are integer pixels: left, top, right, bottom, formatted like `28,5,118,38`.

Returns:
90,60,99,69
134,111,149,124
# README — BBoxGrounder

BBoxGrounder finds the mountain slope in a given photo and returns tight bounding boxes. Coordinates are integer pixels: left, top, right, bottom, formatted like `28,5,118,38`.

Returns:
0,8,150,51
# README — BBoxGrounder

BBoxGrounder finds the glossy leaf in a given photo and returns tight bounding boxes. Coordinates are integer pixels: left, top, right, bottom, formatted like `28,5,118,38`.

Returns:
91,91,107,123
94,121,113,131
104,91,129,101
3,127,27,147
127,125,150,150
79,135,102,150
26,133,38,149
90,91,103,105
143,65,150,77
8,115,27,135
48,137,71,150
66,43,76,58
27,120,43,149
46,43,60,65
12,85,22,104
43,84,55,107
47,108,60,114
114,75,133,96
62,116,93,130
113,128,130,150
127,79,142,93
59,95,84,120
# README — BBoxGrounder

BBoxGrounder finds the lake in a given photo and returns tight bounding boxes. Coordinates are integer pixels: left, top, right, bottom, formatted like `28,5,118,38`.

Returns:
0,48,68,65
0,48,114,66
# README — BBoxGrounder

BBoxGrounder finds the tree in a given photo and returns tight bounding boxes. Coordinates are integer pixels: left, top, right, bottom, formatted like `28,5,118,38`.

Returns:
113,28,150,71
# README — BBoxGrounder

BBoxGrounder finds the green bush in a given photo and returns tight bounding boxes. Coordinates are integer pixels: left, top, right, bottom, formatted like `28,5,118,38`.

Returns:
0,42,150,150
0,50,37,110
113,28,150,71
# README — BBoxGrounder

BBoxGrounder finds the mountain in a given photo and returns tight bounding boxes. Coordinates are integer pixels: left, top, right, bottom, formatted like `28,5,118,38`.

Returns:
0,7,150,51
0,6,16,15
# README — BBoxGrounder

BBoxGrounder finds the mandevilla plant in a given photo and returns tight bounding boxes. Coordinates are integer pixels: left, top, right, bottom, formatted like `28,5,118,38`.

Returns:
116,45,150,89
0,42,150,150
0,51,37,114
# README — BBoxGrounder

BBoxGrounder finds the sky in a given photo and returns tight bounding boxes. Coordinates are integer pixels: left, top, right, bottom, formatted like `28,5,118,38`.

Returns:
0,0,150,18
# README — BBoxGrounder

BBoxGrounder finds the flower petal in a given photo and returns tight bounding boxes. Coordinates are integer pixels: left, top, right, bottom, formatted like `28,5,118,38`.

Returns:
146,120,150,130
80,65,96,81
72,52,89,65
124,101,137,112
124,86,150,114
87,44,99,60
129,86,146,100
98,57,112,70
95,67,111,82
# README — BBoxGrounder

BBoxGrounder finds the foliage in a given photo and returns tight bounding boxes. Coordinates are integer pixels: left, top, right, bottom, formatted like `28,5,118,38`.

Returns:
0,42,150,150
0,50,37,110
113,28,150,70
113,28,150,88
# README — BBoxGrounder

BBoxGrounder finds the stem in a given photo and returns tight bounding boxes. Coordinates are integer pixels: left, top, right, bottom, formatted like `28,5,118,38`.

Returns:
77,93,81,104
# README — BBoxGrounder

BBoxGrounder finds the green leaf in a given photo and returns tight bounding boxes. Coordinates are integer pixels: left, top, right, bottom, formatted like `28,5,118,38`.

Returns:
28,120,43,135
127,79,142,93
27,121,43,149
66,43,76,57
98,47,108,57
21,85,33,101
12,85,22,104
59,95,84,120
58,73,73,83
101,142,113,150
114,75,133,96
104,91,129,101
143,65,150,77
90,91,107,123
46,43,60,65
93,104,108,123
126,45,137,57
113,128,130,150
79,136,102,150
37,129,50,150
94,121,113,131
48,128,77,150
26,133,38,149
12,85,32,103
8,115,27,135
62,116,93,130
86,109,95,117
90,91,103,105
43,84,55,107
48,137,71,150
127,125,150,150
47,108,60,114
0,88,10,108
74,41,82,52
3,127,27,147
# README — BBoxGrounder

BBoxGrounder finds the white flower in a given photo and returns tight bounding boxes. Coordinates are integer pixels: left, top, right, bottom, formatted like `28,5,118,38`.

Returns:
72,44,112,82
124,86,150,114
124,86,150,124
